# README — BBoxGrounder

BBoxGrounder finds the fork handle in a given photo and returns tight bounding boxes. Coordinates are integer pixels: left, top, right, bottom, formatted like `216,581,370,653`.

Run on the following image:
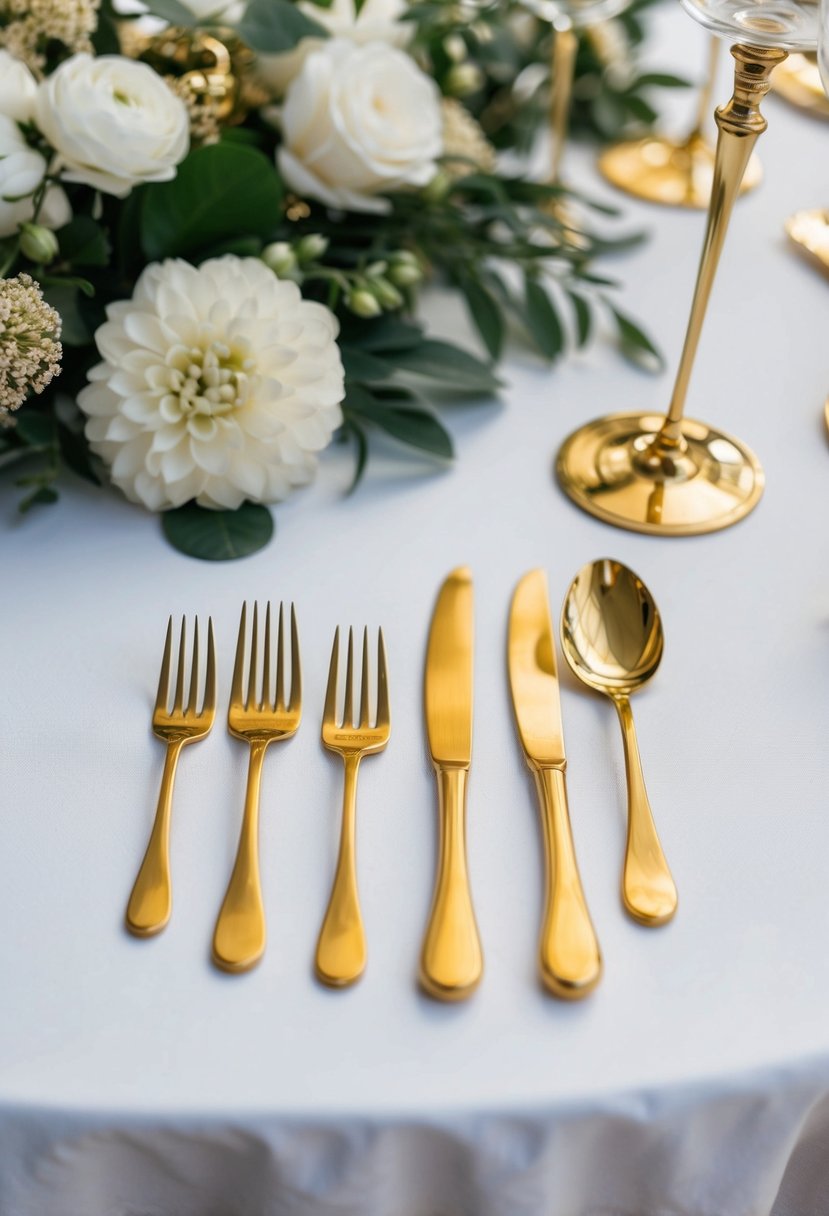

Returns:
212,741,268,973
126,739,183,937
419,765,483,1001
315,753,366,987
535,764,602,999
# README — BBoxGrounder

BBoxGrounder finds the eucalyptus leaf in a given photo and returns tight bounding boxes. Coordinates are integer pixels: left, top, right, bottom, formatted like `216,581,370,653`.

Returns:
345,384,453,459
162,502,274,560
345,315,424,353
14,410,56,448
143,0,198,25
341,346,393,383
392,339,501,393
524,277,563,360
237,0,329,52
459,277,504,361
609,305,663,372
346,419,369,493
19,484,59,514
568,291,592,348
42,285,93,346
57,216,111,268
141,144,283,261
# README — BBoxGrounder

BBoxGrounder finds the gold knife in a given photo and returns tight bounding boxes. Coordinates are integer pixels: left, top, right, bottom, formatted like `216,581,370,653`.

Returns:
420,566,483,1001
508,568,602,999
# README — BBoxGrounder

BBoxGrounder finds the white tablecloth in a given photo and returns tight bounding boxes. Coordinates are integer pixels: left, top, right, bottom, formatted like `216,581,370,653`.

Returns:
3,9,829,1214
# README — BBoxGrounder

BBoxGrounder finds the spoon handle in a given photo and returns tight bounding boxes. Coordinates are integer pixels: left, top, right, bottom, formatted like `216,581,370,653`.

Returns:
535,765,602,999
614,696,678,926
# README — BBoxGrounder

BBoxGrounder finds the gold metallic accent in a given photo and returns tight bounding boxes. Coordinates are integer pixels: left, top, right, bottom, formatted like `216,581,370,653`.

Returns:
212,602,301,973
549,21,579,185
599,38,762,208
557,43,785,535
786,208,829,276
773,52,829,117
561,560,677,926
136,26,265,125
316,627,390,989
508,569,602,998
126,616,216,937
420,567,483,1002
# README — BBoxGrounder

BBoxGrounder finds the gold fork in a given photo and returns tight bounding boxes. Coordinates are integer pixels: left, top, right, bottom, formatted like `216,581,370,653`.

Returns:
126,616,216,938
316,627,390,988
212,601,301,974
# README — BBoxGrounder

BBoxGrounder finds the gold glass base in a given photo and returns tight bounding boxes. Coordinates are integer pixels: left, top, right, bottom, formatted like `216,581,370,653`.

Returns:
597,133,762,209
555,412,765,536
773,53,829,120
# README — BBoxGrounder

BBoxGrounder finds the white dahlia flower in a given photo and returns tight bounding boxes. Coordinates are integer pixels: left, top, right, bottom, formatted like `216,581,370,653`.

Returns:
279,39,443,214
34,53,189,197
78,256,345,511
257,0,411,96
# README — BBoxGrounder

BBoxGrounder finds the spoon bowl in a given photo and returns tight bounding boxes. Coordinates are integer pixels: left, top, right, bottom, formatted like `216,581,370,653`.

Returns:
561,558,677,926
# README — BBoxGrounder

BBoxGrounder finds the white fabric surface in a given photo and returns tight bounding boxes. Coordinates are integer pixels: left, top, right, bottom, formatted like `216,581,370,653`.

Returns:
2,7,829,1213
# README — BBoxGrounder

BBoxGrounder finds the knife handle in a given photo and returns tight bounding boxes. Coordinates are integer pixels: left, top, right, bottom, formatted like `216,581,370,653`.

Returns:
535,765,602,999
419,766,483,1001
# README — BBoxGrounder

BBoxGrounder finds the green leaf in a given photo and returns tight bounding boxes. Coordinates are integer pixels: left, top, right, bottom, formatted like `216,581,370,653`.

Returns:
14,410,56,448
568,291,592,348
609,305,663,373
57,216,111,268
458,277,504,361
341,346,393,383
143,0,198,25
345,384,453,459
237,0,329,52
392,339,501,393
523,277,564,361
58,422,100,486
42,284,94,346
343,315,424,353
140,144,283,261
19,484,58,513
162,501,274,560
631,72,691,89
345,419,369,493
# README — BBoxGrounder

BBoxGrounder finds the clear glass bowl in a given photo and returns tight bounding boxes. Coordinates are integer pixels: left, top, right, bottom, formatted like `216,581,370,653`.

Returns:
819,0,829,88
524,0,631,29
680,0,818,49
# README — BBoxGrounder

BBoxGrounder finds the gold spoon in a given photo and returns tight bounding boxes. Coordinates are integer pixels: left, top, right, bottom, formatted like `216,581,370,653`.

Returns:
561,559,678,926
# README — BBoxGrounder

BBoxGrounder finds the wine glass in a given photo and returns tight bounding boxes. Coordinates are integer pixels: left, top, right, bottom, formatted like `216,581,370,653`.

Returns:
556,0,822,536
598,35,762,208
524,0,633,188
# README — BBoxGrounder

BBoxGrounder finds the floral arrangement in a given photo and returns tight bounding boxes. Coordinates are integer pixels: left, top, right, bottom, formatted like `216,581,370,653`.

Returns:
0,0,679,559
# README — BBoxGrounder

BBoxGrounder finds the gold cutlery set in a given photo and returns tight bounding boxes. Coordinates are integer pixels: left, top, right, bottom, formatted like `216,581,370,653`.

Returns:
127,559,676,1003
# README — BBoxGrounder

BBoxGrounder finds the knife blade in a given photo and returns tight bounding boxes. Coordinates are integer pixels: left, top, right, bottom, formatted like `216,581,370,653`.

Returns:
420,566,483,1001
508,568,602,999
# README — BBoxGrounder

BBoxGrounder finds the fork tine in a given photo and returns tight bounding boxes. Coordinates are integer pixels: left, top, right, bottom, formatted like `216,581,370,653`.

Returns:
343,626,354,728
231,603,247,708
246,601,259,710
323,627,340,727
202,617,217,719
172,616,187,713
376,628,390,730
154,617,173,715
275,602,286,712
289,603,301,713
186,617,200,715
359,627,370,728
262,602,272,710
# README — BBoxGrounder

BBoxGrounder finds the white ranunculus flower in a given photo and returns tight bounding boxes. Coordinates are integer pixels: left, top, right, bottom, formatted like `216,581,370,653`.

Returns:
257,0,411,96
0,51,38,123
34,54,189,197
279,39,443,215
78,256,345,512
0,115,71,238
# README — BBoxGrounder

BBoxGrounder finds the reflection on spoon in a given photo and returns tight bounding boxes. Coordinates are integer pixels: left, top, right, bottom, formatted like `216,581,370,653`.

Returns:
561,558,678,926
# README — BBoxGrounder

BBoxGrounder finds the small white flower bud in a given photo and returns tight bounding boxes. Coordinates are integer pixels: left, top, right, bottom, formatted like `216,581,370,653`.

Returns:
443,34,467,62
347,289,382,319
445,63,484,97
261,241,297,277
369,278,404,310
295,233,329,262
388,252,423,287
19,222,59,265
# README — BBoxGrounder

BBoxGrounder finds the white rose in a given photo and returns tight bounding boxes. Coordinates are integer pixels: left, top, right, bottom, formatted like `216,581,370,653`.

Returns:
78,256,345,511
257,0,411,96
0,115,71,238
278,40,443,215
34,54,189,197
0,51,38,124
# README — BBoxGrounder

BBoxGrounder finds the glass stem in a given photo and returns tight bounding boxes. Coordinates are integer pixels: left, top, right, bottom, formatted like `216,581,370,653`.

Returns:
548,20,579,185
657,43,787,451
688,34,721,140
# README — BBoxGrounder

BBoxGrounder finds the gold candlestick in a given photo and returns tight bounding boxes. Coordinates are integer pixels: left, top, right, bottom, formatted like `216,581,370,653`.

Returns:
548,19,579,184
556,43,787,536
598,36,761,208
